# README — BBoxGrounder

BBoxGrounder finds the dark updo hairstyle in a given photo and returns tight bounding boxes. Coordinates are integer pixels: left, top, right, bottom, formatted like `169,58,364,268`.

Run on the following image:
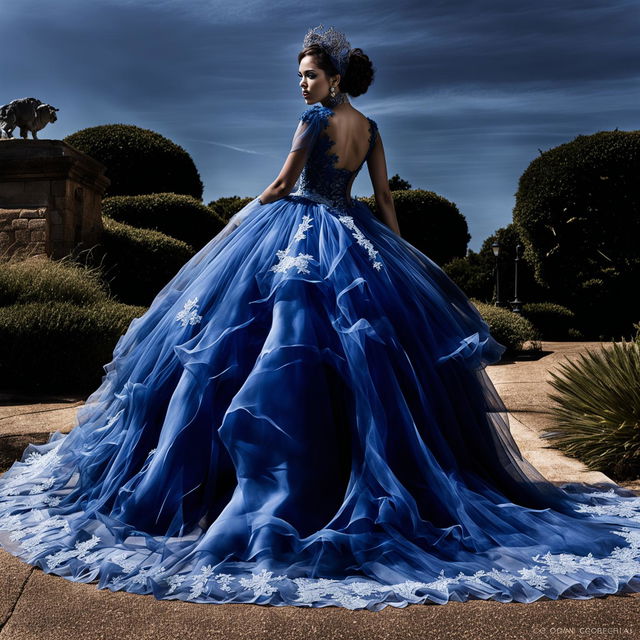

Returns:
298,44,375,97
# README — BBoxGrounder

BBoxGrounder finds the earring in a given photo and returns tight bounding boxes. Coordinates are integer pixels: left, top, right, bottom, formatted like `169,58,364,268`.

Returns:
327,84,349,107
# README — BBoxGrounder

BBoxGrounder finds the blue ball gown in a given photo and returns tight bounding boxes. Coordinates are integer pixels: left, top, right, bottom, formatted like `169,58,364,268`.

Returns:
0,103,639,611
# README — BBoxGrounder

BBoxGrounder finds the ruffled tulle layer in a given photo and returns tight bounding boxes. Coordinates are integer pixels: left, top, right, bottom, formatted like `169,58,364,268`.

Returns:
1,195,639,610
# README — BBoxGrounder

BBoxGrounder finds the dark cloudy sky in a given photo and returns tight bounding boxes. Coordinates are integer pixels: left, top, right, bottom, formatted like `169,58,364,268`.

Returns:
2,0,638,251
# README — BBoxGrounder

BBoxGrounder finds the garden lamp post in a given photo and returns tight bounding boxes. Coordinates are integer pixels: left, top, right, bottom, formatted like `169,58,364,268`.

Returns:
491,241,503,307
510,243,523,314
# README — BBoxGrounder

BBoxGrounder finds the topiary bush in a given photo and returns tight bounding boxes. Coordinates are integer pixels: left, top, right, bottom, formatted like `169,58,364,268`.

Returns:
513,129,640,338
360,189,471,266
471,299,540,355
102,193,226,251
64,124,204,199
520,302,576,340
77,216,194,306
208,196,256,223
0,300,146,394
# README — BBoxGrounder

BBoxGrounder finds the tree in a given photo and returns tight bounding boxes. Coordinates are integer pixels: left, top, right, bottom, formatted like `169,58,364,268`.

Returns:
388,174,411,191
513,129,640,338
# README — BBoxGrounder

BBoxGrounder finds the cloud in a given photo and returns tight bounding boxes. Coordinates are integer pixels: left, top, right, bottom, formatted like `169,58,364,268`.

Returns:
1,0,637,250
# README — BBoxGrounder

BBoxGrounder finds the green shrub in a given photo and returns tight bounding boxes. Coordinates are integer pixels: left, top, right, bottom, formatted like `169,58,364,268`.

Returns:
443,252,493,302
102,193,226,251
0,255,109,306
520,302,576,340
64,124,203,199
0,300,146,394
360,189,470,266
78,217,194,306
471,299,540,354
513,129,640,338
543,337,640,481
208,196,255,222
443,224,552,306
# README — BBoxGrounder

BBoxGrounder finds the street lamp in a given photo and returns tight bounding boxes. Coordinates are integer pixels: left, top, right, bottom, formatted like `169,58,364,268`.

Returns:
510,243,523,314
491,241,502,307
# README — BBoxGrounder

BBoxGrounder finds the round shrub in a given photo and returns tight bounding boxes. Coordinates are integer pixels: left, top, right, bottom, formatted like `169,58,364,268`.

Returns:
0,300,146,394
361,189,470,266
102,193,227,251
81,217,195,306
520,302,576,340
471,299,540,355
513,129,640,337
0,255,109,306
64,124,204,199
208,196,256,223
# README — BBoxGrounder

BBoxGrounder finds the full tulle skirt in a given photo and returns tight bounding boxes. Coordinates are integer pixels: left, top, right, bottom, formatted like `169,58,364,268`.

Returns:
0,195,639,610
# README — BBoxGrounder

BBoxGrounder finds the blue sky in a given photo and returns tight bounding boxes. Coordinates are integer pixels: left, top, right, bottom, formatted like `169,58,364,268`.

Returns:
2,0,638,251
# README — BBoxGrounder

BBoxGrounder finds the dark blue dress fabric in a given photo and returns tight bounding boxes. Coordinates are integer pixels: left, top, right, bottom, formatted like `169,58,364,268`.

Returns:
0,104,639,610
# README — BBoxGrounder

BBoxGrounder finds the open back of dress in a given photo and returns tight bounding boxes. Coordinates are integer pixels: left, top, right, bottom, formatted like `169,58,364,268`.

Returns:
289,104,378,210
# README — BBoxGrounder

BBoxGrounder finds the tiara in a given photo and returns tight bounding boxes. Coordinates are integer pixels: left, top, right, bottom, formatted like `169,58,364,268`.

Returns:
302,24,351,76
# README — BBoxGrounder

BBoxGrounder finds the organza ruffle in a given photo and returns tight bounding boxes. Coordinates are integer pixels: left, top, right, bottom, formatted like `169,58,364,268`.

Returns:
0,195,639,610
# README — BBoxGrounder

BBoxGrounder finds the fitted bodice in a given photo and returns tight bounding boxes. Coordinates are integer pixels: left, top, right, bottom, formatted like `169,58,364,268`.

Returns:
289,104,378,212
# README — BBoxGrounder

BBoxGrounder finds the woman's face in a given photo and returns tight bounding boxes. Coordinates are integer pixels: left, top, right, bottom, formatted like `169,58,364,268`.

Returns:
298,55,338,104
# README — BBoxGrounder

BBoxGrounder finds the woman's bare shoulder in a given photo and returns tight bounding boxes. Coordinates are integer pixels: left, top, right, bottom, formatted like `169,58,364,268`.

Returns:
330,104,370,126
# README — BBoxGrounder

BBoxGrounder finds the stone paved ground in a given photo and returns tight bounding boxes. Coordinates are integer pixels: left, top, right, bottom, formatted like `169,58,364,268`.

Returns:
0,341,638,639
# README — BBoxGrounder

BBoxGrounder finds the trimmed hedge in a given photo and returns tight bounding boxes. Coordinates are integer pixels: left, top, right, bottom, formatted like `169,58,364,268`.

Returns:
80,217,195,306
471,299,539,354
520,302,577,340
102,193,227,251
0,300,146,393
208,196,256,223
64,124,204,199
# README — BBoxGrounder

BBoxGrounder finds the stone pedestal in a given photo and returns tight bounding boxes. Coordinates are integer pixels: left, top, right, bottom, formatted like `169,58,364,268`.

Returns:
0,139,110,260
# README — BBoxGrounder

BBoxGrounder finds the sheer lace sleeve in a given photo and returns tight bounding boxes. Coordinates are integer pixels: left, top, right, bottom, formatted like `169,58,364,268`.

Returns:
289,104,331,154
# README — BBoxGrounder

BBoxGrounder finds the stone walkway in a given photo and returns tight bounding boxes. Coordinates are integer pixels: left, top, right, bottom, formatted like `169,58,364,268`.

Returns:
0,341,638,639
487,340,639,493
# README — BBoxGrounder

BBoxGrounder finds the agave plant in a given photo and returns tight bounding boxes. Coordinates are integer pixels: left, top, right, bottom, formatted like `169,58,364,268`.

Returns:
542,332,640,481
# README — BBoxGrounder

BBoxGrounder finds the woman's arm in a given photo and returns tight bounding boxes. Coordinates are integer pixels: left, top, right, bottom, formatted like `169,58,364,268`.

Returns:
366,132,401,236
258,145,308,205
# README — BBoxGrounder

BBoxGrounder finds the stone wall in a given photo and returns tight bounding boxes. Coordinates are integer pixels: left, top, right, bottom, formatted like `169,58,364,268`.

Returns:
0,139,110,260
0,207,47,259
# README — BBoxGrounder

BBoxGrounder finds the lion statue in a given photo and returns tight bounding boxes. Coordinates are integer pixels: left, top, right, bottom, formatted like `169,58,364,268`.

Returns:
0,97,59,139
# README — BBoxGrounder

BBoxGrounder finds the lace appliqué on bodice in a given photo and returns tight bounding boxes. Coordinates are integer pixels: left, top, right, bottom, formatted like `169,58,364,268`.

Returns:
290,104,378,212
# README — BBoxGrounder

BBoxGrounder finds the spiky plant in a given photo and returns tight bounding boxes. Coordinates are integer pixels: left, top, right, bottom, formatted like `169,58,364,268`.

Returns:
542,332,640,481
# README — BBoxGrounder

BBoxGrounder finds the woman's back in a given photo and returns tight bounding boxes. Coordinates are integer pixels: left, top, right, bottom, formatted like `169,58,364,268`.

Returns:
323,103,374,172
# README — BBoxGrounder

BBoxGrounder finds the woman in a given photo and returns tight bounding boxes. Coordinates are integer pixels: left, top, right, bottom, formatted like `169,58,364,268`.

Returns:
0,25,639,611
